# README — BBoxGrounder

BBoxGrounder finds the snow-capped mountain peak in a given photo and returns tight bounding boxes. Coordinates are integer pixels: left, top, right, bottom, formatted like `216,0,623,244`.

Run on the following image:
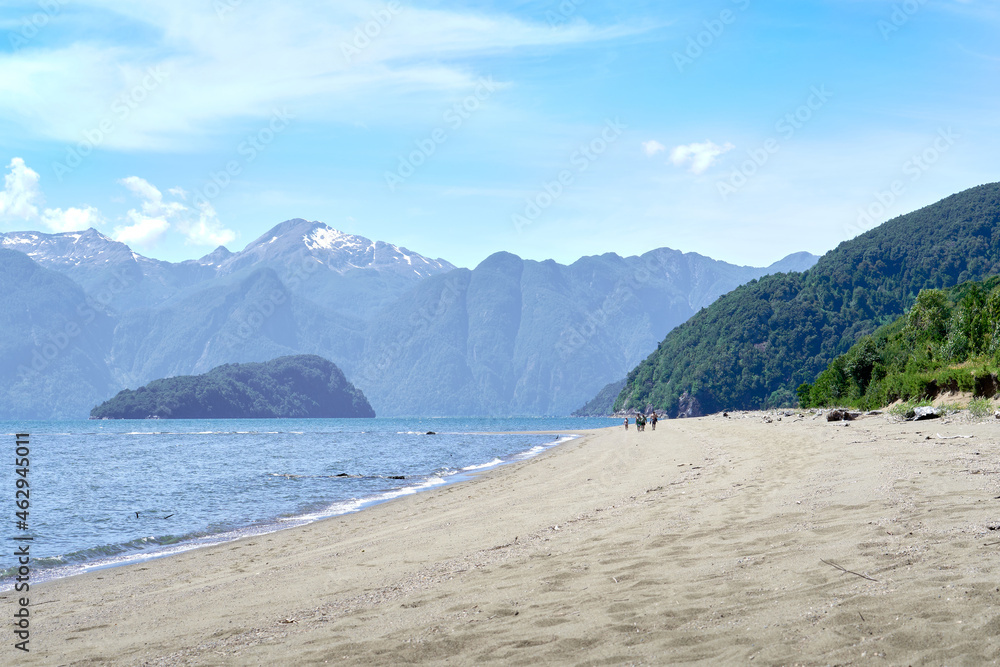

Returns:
217,219,455,279
0,228,135,268
303,226,364,252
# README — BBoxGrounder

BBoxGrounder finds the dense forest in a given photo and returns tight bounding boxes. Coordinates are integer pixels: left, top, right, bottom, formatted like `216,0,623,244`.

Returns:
799,276,1000,409
91,355,375,419
613,182,1000,416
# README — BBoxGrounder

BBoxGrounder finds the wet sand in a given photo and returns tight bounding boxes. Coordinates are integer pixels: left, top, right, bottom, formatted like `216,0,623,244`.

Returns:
7,412,1000,665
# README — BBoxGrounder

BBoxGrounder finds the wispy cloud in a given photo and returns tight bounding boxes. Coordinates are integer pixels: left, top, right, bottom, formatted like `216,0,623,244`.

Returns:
0,1,645,151
670,140,734,174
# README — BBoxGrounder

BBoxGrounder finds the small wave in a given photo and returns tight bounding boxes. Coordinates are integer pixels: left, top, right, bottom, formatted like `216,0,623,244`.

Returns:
461,457,504,471
513,445,547,459
278,476,449,524
0,531,205,581
509,435,579,462
378,476,448,499
285,498,366,522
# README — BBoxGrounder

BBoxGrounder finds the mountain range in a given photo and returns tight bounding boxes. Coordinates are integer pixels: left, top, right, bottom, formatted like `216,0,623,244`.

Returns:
0,219,818,418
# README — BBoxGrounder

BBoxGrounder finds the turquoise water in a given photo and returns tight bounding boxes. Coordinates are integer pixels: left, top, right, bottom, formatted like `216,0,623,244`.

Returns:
0,417,615,586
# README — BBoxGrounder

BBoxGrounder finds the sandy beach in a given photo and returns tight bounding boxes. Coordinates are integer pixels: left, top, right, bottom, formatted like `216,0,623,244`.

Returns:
7,412,1000,665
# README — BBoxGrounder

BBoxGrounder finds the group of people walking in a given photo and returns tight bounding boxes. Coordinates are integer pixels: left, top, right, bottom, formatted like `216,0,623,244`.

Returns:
623,412,657,431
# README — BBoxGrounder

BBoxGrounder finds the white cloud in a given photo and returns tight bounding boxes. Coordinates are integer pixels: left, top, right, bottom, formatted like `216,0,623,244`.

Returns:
670,140,735,174
0,1,645,151
115,175,236,248
182,201,237,247
120,176,164,205
113,176,173,248
41,206,103,233
0,158,105,232
0,158,233,246
113,216,170,248
642,140,666,157
119,176,186,219
0,157,42,220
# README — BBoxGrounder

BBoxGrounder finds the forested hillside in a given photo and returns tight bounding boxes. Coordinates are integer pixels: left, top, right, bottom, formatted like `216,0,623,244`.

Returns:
91,355,374,419
800,276,1000,409
614,182,1000,416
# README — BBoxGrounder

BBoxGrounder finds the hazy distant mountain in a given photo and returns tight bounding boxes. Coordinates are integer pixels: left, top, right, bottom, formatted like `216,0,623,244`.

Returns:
0,228,216,311
351,248,819,416
109,267,365,389
0,218,818,418
0,249,117,419
572,378,627,417
195,245,234,266
762,251,822,275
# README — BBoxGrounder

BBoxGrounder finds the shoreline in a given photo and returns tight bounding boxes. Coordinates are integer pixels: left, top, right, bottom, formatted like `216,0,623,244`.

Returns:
8,414,1000,665
1,430,582,592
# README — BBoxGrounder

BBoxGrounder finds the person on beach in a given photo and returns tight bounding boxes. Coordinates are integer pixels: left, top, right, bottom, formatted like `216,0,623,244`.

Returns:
637,413,646,431
623,417,629,431
650,412,658,430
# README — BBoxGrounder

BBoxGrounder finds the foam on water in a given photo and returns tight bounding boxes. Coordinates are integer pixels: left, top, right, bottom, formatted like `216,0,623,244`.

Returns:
461,457,504,471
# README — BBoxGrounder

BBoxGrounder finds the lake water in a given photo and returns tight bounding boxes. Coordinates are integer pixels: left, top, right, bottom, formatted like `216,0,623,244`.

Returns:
0,417,616,587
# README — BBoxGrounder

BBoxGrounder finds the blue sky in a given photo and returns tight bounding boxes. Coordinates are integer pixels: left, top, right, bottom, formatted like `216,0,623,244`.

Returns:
0,0,997,269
